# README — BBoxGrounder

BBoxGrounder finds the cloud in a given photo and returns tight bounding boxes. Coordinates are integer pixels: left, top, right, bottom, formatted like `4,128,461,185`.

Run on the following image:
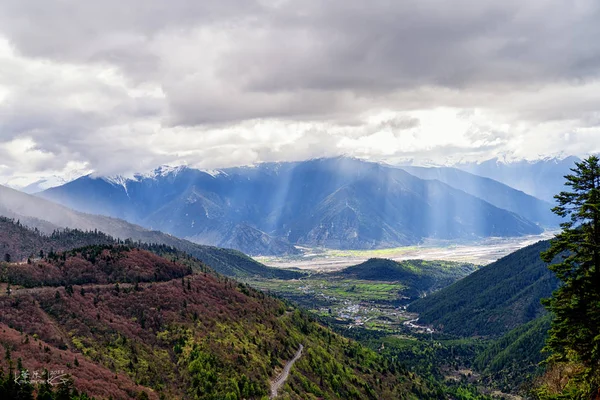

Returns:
0,0,600,186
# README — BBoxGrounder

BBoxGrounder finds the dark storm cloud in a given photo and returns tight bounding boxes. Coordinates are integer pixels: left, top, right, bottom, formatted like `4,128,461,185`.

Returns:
2,0,600,124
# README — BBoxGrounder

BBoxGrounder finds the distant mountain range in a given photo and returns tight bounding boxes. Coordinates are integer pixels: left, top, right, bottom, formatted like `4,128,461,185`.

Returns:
39,157,551,255
0,184,299,279
400,166,560,227
455,156,580,202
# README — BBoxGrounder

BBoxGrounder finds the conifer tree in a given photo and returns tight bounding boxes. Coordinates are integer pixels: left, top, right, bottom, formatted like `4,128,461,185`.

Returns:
542,155,600,392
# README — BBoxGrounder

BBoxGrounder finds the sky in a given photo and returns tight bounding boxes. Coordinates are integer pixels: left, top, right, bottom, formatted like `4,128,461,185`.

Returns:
1,0,600,188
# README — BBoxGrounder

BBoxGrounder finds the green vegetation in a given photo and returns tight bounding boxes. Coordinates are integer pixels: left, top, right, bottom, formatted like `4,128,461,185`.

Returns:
409,240,558,337
248,276,408,332
341,258,476,295
251,277,401,327
0,233,450,399
0,216,302,280
180,245,303,279
247,259,475,332
534,156,600,399
325,246,421,259
12,157,600,399
357,335,492,400
475,314,551,393
0,216,115,262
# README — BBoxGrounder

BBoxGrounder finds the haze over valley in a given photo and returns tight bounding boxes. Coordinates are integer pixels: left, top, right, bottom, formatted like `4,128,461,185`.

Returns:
36,157,563,257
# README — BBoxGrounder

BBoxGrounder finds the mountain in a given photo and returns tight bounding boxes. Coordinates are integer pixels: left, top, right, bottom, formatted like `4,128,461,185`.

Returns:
339,258,477,297
20,176,70,194
455,156,580,203
408,240,559,337
474,314,551,392
38,166,299,256
0,216,116,262
400,166,559,227
41,157,544,254
0,185,301,279
0,244,433,399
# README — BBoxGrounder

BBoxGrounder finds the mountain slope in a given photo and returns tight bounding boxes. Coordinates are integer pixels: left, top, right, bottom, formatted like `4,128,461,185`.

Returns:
39,168,299,256
401,166,559,227
42,158,543,253
455,156,580,202
0,216,116,262
0,185,301,279
0,245,433,399
339,258,477,296
408,240,558,337
474,314,551,392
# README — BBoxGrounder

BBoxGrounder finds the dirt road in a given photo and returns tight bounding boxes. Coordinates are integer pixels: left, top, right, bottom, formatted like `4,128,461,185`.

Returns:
270,344,304,398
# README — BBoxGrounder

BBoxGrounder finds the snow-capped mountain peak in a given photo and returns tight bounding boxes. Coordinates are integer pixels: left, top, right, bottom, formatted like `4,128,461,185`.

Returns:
134,164,189,180
201,169,228,178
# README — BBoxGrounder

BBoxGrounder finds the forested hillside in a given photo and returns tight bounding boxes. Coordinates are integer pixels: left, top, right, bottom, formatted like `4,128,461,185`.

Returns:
0,216,116,262
475,314,551,392
341,258,476,295
409,240,558,337
0,216,301,280
0,244,436,399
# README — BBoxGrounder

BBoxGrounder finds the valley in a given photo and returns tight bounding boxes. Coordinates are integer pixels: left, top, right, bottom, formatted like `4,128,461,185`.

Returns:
246,275,415,332
255,231,556,272
245,259,477,332
1,2,596,397
0,156,592,399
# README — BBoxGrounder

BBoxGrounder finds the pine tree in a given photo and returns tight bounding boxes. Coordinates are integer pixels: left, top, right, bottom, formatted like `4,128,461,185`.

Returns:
55,375,75,400
542,155,600,392
36,370,54,400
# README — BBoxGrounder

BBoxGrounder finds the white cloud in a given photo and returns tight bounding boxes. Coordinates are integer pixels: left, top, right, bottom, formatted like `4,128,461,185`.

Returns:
1,0,600,188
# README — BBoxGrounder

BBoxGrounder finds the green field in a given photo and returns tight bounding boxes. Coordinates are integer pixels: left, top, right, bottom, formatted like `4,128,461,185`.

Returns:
245,258,477,333
245,275,412,332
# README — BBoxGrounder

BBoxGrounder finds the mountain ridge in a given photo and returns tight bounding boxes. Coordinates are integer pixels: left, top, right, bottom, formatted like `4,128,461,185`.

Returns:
0,185,301,279
0,243,431,399
455,156,581,202
41,157,544,255
400,165,559,227
408,240,558,337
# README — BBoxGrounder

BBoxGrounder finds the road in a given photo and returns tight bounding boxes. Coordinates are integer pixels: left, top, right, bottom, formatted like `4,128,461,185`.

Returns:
270,344,304,399
403,318,433,333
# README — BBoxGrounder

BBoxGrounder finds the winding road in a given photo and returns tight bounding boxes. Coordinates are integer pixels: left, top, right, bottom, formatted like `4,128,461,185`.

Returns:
270,344,304,399
403,318,434,333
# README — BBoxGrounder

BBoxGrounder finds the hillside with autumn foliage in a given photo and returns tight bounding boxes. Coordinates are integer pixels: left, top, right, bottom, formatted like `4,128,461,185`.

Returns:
0,216,301,280
0,216,116,263
0,239,439,399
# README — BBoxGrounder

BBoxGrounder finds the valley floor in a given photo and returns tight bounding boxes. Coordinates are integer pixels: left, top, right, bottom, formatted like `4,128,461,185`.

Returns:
254,231,556,272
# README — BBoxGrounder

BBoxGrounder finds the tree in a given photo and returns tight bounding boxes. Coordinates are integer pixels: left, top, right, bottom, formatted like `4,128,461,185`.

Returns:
55,375,75,400
541,155,600,393
36,370,55,400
